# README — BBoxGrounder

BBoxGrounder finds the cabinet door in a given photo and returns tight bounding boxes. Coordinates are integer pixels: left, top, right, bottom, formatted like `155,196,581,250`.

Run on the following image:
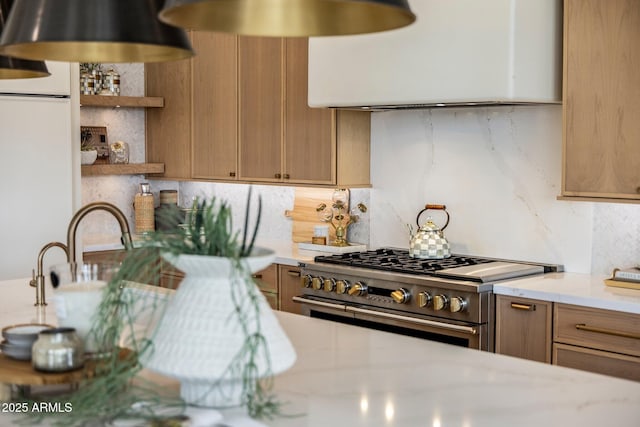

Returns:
562,0,640,201
238,37,283,182
278,265,303,314
284,38,335,185
495,295,552,363
192,32,238,180
146,55,192,179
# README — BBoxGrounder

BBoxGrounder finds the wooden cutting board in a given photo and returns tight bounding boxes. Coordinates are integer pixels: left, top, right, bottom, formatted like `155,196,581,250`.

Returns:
0,348,132,385
285,188,348,243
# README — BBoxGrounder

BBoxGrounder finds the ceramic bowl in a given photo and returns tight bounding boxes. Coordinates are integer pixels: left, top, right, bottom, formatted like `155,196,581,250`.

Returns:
2,323,53,347
80,149,98,165
1,340,33,361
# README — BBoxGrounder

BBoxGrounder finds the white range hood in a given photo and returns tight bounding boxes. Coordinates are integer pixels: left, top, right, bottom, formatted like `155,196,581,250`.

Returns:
308,0,562,109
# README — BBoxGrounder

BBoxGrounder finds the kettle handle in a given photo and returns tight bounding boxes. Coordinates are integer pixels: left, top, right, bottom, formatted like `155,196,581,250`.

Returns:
416,204,450,230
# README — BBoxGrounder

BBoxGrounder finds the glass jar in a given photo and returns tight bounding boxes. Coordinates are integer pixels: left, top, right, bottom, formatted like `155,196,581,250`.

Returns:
109,141,129,164
32,327,84,372
104,68,120,96
80,72,95,95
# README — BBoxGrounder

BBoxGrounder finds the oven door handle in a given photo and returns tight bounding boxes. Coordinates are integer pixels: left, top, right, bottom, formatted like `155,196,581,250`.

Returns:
346,306,478,335
292,296,348,311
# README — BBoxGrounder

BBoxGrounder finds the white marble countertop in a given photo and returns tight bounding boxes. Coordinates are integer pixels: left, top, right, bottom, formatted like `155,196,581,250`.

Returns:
494,272,640,314
1,278,639,426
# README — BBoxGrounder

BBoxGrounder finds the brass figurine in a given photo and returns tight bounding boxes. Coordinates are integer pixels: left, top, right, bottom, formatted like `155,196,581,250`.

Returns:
316,189,367,247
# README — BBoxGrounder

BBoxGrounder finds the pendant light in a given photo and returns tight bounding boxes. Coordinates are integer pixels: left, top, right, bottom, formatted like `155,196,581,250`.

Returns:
0,0,194,63
0,0,48,79
159,0,416,37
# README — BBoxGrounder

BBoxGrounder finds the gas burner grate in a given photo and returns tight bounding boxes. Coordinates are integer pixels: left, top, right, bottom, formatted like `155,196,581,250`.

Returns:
314,248,495,276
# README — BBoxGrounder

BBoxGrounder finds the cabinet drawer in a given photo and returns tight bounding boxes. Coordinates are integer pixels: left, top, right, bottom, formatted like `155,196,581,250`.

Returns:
553,343,640,382
253,264,277,293
554,304,640,357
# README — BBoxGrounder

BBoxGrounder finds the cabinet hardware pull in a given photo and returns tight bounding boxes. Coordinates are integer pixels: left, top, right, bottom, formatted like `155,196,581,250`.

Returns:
284,173,290,179
287,270,300,277
575,324,640,340
510,302,535,311
229,172,236,177
275,173,282,179
252,274,263,279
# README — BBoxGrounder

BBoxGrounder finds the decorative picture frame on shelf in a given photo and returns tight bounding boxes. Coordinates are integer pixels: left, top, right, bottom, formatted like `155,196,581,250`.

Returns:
80,126,109,163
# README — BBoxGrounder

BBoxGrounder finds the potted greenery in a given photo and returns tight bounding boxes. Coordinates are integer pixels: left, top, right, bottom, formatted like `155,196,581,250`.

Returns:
144,193,296,410
80,129,98,165
22,190,293,426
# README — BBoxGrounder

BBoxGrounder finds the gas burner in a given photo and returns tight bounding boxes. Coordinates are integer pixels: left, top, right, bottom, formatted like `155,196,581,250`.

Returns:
314,248,495,277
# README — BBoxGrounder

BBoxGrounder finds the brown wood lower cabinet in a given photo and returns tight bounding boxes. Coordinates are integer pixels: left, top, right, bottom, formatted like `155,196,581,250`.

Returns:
83,249,160,286
83,249,304,314
553,303,640,382
495,295,552,363
278,265,302,314
159,261,281,311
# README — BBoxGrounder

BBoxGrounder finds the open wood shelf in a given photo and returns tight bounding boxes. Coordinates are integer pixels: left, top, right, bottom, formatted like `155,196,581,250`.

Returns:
80,95,164,108
81,163,165,176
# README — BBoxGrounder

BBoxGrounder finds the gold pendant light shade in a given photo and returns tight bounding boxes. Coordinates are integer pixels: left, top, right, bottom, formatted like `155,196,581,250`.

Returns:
0,0,194,63
159,0,416,37
0,0,49,79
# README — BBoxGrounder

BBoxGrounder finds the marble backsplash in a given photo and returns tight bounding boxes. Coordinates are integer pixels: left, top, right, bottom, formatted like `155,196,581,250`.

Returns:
81,65,638,276
369,106,639,275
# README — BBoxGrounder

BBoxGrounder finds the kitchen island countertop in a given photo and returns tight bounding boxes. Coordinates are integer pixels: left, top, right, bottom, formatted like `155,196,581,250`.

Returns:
1,277,640,426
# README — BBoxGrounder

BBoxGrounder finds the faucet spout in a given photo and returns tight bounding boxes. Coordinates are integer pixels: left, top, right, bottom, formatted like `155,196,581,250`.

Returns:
30,241,69,306
66,202,133,263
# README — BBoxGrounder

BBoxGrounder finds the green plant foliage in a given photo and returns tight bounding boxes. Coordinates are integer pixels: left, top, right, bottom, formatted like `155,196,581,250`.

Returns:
19,189,281,426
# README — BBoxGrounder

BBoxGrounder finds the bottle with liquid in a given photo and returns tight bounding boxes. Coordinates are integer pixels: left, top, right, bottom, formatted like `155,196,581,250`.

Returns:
134,183,155,234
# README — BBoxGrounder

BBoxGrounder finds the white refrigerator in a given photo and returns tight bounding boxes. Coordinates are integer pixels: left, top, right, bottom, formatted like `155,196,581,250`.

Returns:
0,61,79,280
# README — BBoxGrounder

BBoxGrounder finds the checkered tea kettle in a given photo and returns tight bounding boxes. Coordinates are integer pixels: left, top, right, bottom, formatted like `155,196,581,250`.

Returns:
409,204,451,259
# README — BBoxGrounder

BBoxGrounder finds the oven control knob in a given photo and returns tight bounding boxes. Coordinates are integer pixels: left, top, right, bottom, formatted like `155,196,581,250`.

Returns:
433,294,449,311
417,292,432,308
335,280,351,294
450,296,468,313
348,281,367,296
312,276,324,291
391,288,410,304
301,274,313,288
323,278,336,292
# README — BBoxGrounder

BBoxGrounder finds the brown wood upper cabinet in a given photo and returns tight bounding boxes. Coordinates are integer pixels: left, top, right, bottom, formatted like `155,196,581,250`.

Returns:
146,52,192,180
192,32,238,181
146,34,370,187
561,0,640,202
238,37,284,182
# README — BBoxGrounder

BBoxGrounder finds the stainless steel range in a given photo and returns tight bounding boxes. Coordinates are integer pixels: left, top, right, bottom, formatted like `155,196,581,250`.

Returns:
295,248,562,351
